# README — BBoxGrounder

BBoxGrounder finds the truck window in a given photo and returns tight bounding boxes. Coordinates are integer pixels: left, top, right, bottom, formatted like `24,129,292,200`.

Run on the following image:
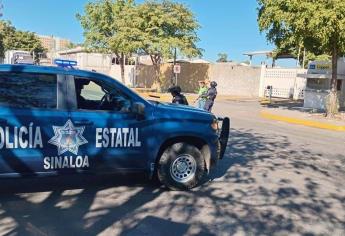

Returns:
74,77,131,112
80,80,105,101
0,72,57,109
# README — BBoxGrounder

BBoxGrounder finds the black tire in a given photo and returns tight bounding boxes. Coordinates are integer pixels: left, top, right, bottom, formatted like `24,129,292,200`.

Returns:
157,143,206,190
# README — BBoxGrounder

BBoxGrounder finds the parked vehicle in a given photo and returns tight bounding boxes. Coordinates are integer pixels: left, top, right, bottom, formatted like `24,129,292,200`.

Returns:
0,62,229,190
3,50,34,65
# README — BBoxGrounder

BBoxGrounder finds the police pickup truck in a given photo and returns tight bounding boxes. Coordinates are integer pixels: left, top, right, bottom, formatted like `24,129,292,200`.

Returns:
0,62,229,190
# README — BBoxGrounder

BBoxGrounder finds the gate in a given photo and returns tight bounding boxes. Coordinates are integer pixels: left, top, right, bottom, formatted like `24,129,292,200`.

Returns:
259,67,307,100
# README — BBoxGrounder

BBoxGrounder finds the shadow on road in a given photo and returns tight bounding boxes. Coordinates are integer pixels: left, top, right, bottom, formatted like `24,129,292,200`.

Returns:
203,128,345,235
260,99,305,111
0,128,344,235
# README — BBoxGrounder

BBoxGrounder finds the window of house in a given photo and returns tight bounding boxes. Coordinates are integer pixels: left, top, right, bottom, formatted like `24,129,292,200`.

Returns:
337,79,342,91
306,78,330,90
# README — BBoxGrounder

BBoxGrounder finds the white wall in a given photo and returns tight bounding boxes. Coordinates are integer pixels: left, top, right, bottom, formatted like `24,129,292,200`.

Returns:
259,67,307,99
304,89,345,110
304,90,328,110
59,52,112,75
109,65,136,87
209,64,261,97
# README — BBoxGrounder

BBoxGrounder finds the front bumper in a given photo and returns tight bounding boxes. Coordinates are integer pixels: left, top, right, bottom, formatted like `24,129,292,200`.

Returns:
217,117,230,159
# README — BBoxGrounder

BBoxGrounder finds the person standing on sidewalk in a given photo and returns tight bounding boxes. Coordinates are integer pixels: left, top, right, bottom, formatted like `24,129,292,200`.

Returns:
203,81,217,112
195,80,208,109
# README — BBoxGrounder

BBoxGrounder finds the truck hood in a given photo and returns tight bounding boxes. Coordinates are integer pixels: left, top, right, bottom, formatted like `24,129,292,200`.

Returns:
152,102,214,121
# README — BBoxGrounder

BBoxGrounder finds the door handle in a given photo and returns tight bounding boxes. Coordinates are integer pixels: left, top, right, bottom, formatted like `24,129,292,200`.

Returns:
74,120,93,126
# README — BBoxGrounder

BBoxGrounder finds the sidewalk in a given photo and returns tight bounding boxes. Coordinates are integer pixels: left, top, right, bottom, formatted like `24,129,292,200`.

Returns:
260,103,345,132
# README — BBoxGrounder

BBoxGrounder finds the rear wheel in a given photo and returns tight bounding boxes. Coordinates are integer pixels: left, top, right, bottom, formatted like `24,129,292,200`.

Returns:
157,143,206,190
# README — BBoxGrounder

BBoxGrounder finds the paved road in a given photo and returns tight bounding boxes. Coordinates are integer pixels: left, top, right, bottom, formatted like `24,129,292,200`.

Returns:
0,101,344,236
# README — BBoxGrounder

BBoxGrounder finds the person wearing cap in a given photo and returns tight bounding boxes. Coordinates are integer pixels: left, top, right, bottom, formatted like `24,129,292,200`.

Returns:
168,86,189,105
203,81,217,112
195,80,208,109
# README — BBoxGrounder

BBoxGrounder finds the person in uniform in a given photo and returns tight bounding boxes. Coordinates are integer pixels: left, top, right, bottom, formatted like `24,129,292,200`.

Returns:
203,81,217,112
195,80,208,109
168,86,189,105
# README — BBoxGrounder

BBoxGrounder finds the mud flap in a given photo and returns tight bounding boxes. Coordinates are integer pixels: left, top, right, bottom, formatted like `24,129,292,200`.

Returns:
219,117,230,159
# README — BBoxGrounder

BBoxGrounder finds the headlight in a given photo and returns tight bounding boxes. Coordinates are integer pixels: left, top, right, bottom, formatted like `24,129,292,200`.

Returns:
211,119,219,131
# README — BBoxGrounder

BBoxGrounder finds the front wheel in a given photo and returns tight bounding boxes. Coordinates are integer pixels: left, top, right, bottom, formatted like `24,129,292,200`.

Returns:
157,143,206,190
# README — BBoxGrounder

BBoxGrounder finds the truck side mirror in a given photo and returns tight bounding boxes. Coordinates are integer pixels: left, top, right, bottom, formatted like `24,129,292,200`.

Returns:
132,102,145,117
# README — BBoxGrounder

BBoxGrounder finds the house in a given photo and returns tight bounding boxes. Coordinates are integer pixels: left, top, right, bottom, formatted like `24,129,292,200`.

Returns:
304,59,345,110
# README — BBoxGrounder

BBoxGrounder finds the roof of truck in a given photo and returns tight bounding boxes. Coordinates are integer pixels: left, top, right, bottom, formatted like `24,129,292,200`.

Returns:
0,64,148,103
0,64,102,77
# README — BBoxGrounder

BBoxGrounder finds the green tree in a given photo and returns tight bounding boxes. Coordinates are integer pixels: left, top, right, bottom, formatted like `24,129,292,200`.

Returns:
0,30,4,59
66,42,78,49
0,20,45,62
0,3,3,58
0,21,15,58
257,0,345,116
77,0,140,83
136,0,202,89
216,53,228,63
13,30,45,62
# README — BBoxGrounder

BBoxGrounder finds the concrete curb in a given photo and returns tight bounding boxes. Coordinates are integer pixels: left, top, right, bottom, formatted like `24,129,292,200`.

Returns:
260,111,345,132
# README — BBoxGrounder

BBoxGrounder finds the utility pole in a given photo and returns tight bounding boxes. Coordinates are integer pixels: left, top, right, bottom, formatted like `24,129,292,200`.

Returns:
134,54,139,88
297,46,301,68
172,47,177,85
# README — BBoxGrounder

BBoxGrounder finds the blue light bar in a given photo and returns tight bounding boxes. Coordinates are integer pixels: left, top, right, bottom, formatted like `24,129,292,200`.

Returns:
54,59,77,67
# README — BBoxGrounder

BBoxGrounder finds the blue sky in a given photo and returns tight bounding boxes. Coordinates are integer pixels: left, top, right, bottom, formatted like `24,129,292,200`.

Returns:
1,0,285,65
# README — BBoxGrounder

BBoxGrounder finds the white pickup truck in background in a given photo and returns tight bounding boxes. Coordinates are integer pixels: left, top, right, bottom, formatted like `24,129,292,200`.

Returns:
2,50,34,64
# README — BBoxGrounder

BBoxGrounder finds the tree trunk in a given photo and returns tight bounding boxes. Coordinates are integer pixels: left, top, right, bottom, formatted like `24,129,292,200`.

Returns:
153,62,161,92
120,52,125,84
326,43,339,117
150,54,162,92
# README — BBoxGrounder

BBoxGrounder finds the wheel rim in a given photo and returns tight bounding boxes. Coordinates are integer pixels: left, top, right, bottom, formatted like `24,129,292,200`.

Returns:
170,154,197,183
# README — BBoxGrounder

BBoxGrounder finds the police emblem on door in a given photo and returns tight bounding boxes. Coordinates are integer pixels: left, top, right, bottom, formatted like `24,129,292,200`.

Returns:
48,120,88,155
